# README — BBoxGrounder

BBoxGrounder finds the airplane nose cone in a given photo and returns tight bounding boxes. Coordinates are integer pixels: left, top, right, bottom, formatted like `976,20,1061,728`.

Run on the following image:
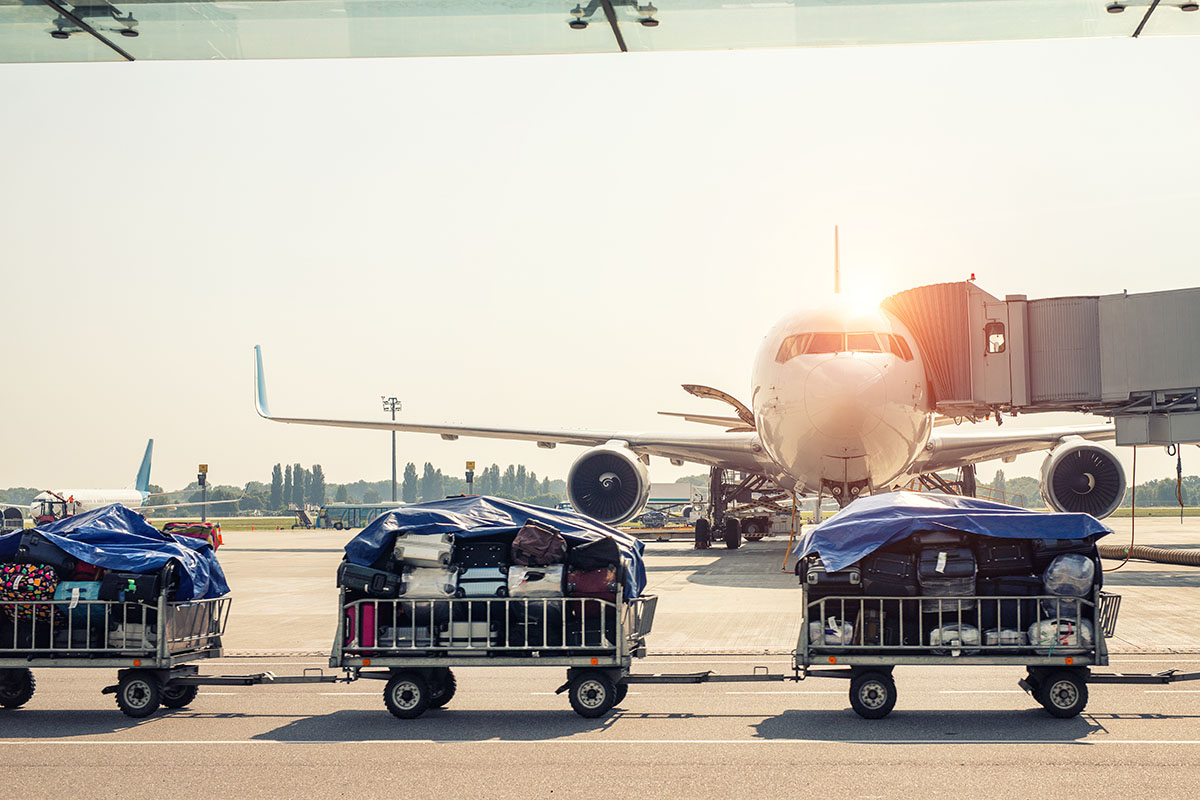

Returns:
803,358,887,440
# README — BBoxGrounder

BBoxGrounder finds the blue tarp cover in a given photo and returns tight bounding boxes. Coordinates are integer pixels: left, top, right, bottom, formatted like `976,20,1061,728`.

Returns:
0,504,229,601
794,492,1113,572
346,496,648,600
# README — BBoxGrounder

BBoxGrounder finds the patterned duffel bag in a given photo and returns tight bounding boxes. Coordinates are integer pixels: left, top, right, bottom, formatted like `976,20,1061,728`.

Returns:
0,563,61,623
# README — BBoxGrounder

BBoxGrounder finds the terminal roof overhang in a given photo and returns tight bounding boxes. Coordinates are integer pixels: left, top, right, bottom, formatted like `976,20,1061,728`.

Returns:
3,0,1198,64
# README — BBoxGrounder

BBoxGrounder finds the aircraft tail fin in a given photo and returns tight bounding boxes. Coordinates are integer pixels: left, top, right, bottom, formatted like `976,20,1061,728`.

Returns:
135,439,154,494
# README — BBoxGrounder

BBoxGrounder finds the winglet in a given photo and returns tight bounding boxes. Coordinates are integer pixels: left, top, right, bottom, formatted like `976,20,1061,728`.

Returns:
135,439,153,494
254,345,272,419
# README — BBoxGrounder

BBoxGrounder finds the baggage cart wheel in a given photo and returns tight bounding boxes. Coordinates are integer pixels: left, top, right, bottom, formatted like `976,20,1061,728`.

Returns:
849,671,897,719
161,683,200,709
613,682,629,707
384,671,431,719
116,671,161,718
428,668,457,709
0,669,35,710
568,670,617,718
724,518,742,550
1039,670,1088,719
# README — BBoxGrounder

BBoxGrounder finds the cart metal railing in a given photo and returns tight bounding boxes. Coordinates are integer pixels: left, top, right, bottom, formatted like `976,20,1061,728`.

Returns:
796,587,1119,668
0,595,230,668
331,593,657,668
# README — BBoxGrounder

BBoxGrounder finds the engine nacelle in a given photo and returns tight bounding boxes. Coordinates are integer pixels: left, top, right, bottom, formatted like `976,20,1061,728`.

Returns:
566,444,651,525
1040,440,1126,519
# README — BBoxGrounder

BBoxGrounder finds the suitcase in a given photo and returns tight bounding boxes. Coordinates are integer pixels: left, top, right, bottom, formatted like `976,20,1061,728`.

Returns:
15,532,78,576
1030,537,1098,571
438,620,497,648
860,551,918,596
53,625,105,649
507,601,565,648
453,540,510,569
455,566,508,598
799,555,863,597
164,522,223,550
98,563,178,603
972,536,1035,577
337,561,402,598
392,532,454,569
511,520,568,566
108,621,158,649
917,546,976,612
565,565,618,603
508,565,564,598
344,604,377,649
983,628,1028,647
0,563,60,623
377,624,434,649
66,562,104,582
53,581,103,623
566,538,622,571
400,566,458,599
567,601,616,647
978,576,1042,630
904,530,969,550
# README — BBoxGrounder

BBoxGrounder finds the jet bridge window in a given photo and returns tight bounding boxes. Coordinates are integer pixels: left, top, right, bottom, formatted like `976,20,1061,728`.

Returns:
985,321,1006,354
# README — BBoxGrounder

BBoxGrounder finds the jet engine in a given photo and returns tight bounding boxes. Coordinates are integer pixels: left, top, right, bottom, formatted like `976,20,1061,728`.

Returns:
566,444,651,525
1039,440,1126,519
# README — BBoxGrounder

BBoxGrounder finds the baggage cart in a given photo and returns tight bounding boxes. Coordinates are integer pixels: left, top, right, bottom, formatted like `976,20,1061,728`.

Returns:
330,590,658,718
0,592,231,718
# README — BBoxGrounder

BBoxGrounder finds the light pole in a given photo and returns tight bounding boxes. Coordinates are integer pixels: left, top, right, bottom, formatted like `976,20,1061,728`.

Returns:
382,396,401,502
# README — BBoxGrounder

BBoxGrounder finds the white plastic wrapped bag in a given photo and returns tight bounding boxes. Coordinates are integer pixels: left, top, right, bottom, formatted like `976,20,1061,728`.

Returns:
400,566,457,598
929,623,980,655
1028,618,1094,654
1042,554,1095,597
983,628,1027,647
808,618,854,646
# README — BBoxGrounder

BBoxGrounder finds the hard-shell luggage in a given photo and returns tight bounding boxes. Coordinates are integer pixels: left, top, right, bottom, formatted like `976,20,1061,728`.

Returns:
905,530,969,550
917,546,977,612
860,551,918,596
565,565,619,603
400,566,458,599
566,538,622,571
67,562,104,582
53,581,102,623
108,621,158,649
455,566,508,598
378,624,434,649
978,576,1042,629
453,540,509,569
393,532,454,569
0,563,59,623
99,563,178,604
511,520,568,566
1030,537,1098,571
508,565,565,597
799,555,863,598
983,628,1028,647
972,536,1035,577
438,620,497,648
344,604,377,649
15,531,78,576
337,561,402,598
507,602,565,647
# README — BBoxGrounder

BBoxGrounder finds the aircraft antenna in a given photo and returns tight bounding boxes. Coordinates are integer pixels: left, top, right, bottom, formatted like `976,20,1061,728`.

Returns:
834,225,840,294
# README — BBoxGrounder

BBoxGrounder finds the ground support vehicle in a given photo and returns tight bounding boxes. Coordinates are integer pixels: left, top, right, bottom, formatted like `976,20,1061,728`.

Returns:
330,592,658,719
0,593,232,718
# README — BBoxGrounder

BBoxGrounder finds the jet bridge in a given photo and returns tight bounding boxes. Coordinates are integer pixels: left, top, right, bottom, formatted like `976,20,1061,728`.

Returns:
881,282,1200,446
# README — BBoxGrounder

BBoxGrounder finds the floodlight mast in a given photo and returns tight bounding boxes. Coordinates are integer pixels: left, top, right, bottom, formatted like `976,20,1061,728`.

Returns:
382,396,401,502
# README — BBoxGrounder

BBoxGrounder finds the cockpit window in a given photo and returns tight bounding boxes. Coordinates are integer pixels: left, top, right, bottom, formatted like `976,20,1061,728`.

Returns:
775,330,915,363
845,332,882,353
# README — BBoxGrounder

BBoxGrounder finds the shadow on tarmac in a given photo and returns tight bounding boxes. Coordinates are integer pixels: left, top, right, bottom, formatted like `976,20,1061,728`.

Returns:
0,708,171,738
251,707,622,742
753,708,1108,742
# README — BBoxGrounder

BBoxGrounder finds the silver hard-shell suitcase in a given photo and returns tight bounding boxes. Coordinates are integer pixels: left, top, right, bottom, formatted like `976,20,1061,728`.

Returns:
393,532,454,569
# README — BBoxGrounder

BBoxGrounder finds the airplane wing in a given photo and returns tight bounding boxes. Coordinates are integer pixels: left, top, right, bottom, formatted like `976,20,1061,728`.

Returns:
254,346,771,475
141,498,242,513
911,423,1116,475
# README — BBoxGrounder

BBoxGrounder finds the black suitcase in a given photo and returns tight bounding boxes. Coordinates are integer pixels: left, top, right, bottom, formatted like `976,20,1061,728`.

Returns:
977,576,1042,630
800,556,862,620
337,560,402,598
1031,538,1100,572
917,546,977,611
453,541,510,569
860,551,918,596
903,530,969,551
15,532,78,576
98,563,178,603
972,536,1035,577
566,538,622,571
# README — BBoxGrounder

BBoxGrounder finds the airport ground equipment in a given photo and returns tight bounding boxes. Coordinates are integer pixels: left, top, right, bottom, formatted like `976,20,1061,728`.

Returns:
331,591,657,719
0,590,231,718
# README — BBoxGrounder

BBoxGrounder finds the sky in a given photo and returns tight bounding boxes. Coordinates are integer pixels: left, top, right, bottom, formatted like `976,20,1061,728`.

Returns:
1,33,1198,494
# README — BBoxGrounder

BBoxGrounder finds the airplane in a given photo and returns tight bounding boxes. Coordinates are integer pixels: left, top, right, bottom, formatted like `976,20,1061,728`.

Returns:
251,283,1125,549
3,440,238,525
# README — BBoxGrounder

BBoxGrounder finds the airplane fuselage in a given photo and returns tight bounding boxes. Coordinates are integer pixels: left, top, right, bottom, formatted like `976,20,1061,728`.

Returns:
751,300,934,502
